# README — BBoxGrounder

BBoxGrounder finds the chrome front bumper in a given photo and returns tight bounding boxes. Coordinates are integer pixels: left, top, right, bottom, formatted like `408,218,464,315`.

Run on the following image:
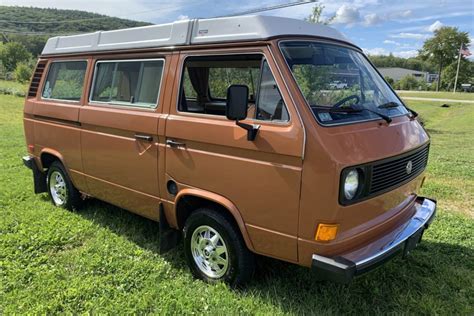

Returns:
312,197,436,283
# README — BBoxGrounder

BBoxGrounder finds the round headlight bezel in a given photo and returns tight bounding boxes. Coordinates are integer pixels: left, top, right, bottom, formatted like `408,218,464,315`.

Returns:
340,167,366,204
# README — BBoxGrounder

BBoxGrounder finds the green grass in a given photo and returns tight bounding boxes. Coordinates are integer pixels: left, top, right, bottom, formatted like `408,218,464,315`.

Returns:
397,90,474,101
0,94,473,314
0,79,28,92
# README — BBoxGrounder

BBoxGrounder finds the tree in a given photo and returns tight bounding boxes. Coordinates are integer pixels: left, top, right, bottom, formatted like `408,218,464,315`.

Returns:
14,60,34,83
395,75,426,91
306,3,335,25
419,27,470,91
0,42,32,72
441,59,474,90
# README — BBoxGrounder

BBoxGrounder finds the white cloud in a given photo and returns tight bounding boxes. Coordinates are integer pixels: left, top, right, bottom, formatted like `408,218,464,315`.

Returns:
393,50,418,58
363,47,389,55
383,40,400,45
399,10,412,18
177,14,189,20
391,32,430,40
333,4,361,25
427,20,444,32
388,10,413,20
363,13,382,26
363,47,418,58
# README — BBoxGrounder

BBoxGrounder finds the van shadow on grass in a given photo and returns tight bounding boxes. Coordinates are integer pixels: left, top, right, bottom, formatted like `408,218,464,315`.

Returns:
76,198,472,314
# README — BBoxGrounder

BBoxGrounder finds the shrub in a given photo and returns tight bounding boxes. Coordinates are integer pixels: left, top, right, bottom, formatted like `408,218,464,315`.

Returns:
14,61,33,84
396,75,427,90
384,76,395,87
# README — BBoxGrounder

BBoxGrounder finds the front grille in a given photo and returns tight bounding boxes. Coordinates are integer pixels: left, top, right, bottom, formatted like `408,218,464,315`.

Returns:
369,144,429,195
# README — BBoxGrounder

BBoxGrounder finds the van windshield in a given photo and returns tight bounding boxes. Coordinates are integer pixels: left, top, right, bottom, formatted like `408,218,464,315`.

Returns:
279,41,409,126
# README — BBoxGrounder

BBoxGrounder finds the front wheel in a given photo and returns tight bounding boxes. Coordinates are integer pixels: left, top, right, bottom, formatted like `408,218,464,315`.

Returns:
46,161,82,211
183,208,255,286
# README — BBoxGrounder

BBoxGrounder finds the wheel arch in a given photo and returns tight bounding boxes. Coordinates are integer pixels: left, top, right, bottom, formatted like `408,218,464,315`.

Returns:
174,188,255,252
39,148,65,170
38,149,79,188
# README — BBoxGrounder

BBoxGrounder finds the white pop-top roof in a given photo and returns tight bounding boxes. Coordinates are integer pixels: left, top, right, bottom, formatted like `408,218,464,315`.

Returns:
42,15,353,55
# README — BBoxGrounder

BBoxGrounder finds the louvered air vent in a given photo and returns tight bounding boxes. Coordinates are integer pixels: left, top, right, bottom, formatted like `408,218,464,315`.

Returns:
28,61,47,97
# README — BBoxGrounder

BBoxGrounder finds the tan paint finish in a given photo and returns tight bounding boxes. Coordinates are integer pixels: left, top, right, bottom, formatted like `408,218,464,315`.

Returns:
23,38,430,267
164,46,304,261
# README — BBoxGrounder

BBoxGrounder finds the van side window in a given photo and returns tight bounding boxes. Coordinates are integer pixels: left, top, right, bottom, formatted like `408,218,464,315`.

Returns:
256,60,289,121
179,55,289,121
42,61,87,101
91,59,164,108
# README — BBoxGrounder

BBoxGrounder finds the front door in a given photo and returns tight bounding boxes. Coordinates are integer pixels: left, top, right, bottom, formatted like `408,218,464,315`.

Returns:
80,56,169,220
165,48,304,262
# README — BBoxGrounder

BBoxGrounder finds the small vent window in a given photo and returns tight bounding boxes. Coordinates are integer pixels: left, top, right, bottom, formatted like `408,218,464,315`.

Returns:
28,61,47,97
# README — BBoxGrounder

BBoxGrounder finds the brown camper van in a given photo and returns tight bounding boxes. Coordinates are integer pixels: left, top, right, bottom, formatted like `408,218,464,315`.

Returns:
22,16,436,285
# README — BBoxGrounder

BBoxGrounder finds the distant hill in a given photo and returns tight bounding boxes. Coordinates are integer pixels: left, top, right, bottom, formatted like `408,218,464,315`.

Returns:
0,6,152,55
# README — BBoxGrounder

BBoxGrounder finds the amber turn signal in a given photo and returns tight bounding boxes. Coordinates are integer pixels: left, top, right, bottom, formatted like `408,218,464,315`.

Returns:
315,223,339,242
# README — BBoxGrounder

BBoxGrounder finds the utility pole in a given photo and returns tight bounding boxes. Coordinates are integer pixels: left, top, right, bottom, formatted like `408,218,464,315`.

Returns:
453,42,462,93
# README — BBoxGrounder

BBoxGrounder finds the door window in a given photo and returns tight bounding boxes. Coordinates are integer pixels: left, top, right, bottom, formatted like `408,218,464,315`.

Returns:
178,54,289,122
90,59,164,108
42,61,87,101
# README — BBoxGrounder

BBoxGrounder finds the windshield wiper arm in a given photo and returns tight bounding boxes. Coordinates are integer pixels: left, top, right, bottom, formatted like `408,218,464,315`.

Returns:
378,101,418,119
312,105,392,124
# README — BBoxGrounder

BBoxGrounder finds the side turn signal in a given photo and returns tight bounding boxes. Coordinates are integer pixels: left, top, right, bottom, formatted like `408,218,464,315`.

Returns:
315,223,339,242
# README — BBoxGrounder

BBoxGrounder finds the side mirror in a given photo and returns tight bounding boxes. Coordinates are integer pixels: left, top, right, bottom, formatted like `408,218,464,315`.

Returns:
226,85,248,121
225,85,260,141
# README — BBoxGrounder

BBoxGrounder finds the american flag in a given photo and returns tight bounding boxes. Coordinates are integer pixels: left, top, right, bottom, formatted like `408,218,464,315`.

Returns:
460,43,471,57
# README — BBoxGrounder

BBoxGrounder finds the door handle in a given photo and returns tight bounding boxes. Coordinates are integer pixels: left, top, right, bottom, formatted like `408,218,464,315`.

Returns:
134,134,153,142
166,139,186,148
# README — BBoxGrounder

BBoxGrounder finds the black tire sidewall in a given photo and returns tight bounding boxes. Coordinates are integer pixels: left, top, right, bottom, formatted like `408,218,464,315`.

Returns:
183,210,241,285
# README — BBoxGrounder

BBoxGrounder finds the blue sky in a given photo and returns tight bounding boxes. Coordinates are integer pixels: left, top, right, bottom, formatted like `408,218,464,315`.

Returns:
4,0,474,58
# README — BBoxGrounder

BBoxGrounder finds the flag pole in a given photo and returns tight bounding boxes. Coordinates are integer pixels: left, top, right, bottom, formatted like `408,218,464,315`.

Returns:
453,42,462,93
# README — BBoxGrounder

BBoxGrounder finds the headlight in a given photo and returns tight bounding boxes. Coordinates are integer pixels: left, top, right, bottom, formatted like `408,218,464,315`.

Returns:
344,169,360,200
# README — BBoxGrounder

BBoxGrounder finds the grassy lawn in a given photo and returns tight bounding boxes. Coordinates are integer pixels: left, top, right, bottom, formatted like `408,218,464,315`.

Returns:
0,80,28,94
397,90,474,101
0,94,473,314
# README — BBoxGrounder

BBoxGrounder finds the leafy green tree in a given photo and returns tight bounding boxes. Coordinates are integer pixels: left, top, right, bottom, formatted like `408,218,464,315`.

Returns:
441,59,474,90
419,26,470,91
0,42,32,72
306,3,335,25
384,76,394,86
369,54,435,72
396,75,425,90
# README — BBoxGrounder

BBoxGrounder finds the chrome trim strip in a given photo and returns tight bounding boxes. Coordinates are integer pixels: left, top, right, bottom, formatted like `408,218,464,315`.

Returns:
312,254,350,270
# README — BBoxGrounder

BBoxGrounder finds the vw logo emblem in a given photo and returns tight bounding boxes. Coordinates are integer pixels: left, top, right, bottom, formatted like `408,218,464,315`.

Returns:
406,160,413,174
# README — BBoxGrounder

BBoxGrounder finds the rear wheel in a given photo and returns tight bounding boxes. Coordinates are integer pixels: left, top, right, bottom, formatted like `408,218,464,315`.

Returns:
183,207,255,286
46,161,82,211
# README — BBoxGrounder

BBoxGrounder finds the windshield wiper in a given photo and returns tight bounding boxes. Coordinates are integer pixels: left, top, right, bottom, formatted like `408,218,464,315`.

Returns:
378,101,418,119
312,105,392,124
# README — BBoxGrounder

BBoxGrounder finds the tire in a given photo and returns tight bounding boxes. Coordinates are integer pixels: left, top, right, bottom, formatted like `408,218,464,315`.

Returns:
183,207,255,286
46,161,82,211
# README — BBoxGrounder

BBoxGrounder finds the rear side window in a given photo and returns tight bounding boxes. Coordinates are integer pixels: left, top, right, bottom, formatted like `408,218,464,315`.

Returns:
42,61,87,101
90,59,164,108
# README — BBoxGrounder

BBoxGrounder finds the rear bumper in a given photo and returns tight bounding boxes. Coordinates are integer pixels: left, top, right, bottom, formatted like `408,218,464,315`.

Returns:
312,197,436,283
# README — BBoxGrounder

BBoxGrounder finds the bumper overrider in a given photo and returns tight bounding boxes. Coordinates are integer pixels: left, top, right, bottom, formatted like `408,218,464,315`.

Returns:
312,197,437,283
